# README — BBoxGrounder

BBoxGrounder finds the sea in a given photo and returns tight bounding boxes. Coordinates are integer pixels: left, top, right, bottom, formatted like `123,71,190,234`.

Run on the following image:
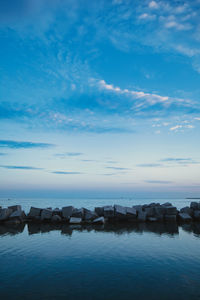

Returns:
0,196,200,300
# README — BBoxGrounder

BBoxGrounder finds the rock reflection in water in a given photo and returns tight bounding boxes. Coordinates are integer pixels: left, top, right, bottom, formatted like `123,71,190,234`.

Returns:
1,222,200,237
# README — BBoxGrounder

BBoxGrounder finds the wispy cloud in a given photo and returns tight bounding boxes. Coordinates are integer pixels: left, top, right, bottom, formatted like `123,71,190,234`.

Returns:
0,140,53,149
51,171,83,175
160,158,199,165
106,166,130,170
0,153,7,156
0,165,43,170
55,152,83,158
144,180,173,184
137,163,162,167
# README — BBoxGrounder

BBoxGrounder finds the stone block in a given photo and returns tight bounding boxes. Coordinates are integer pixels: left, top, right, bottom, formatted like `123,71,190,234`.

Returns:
132,205,143,213
162,202,172,207
138,211,147,222
126,207,137,218
190,202,198,210
51,215,62,222
28,207,42,218
165,214,177,222
103,206,114,218
69,217,82,224
194,210,200,221
62,206,73,219
0,208,12,221
93,217,105,224
41,209,52,220
8,205,22,212
144,207,155,217
178,213,192,222
164,206,177,215
95,207,104,216
114,205,126,218
84,209,97,221
72,208,84,218
180,207,193,216
9,210,26,220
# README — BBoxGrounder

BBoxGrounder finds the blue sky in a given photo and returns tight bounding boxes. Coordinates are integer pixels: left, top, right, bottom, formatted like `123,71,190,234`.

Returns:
0,0,200,197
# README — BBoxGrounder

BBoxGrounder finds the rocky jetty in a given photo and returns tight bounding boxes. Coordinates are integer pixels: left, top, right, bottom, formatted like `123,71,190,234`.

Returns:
1,201,200,226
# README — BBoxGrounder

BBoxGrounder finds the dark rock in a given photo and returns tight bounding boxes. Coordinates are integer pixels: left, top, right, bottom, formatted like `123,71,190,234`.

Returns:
162,202,172,207
132,205,143,213
144,207,155,217
9,210,26,221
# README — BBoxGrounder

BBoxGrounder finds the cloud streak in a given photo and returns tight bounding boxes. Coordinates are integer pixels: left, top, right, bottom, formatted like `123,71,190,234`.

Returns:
0,140,53,149
0,165,43,170
51,171,83,175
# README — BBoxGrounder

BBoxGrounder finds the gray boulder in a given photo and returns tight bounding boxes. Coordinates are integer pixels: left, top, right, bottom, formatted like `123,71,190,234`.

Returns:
69,217,82,224
193,210,200,221
93,217,105,224
165,214,177,222
138,211,147,222
28,207,42,218
95,207,104,216
178,213,192,222
41,209,52,220
0,208,12,221
51,214,62,222
103,206,114,218
62,206,74,220
53,208,62,216
8,205,22,212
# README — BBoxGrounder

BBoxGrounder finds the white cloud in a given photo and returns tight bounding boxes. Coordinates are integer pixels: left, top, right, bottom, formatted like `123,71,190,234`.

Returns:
149,1,159,9
194,117,200,121
170,125,183,131
97,79,169,104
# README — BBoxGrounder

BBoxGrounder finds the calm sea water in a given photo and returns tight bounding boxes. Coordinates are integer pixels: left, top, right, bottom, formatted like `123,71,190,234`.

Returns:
0,197,200,300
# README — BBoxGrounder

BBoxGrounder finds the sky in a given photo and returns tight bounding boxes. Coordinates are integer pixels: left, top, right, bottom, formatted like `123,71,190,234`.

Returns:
0,0,200,198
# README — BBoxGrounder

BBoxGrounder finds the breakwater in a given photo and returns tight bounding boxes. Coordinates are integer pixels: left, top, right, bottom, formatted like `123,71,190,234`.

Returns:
1,201,200,225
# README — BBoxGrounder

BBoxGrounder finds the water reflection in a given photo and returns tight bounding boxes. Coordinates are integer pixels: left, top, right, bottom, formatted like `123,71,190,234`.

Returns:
1,222,200,237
